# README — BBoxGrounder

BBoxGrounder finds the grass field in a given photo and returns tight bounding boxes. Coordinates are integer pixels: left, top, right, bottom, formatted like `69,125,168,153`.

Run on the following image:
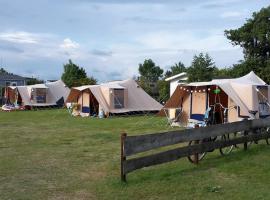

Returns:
1,109,270,200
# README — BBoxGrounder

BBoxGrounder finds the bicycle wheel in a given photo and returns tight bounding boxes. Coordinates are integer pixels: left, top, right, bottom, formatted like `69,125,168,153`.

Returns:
187,140,206,163
219,134,234,155
260,127,270,145
266,127,270,145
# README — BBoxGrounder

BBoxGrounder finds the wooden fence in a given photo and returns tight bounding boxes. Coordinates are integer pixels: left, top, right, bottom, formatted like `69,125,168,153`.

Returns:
120,118,270,181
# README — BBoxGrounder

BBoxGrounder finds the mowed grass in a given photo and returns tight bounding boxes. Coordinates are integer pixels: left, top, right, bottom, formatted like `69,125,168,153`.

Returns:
1,110,270,200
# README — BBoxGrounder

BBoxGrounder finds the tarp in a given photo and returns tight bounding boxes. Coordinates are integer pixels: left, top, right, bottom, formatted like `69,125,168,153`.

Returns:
161,71,269,121
66,79,163,114
46,80,70,103
8,80,70,106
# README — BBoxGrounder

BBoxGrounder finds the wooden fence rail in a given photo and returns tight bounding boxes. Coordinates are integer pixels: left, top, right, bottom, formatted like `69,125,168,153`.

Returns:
120,118,270,181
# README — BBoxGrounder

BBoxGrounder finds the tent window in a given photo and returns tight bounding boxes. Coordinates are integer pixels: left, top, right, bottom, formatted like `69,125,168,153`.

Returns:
114,89,124,109
36,88,47,103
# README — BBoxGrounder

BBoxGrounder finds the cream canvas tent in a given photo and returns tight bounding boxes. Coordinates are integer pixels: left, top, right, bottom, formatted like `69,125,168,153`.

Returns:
6,80,70,108
160,71,270,126
66,79,163,116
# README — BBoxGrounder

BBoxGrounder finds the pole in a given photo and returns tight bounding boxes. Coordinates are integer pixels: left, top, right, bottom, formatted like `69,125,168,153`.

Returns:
121,133,127,182
194,124,199,164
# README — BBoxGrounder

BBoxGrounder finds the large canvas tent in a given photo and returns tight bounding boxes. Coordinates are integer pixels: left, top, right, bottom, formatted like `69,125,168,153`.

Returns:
160,71,270,126
66,79,163,116
6,80,70,108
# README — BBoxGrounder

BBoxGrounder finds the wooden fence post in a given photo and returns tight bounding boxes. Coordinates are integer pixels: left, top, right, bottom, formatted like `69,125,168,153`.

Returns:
194,124,199,164
244,130,248,151
121,133,127,182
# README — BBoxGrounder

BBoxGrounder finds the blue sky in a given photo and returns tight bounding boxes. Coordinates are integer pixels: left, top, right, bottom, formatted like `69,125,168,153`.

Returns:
0,0,269,82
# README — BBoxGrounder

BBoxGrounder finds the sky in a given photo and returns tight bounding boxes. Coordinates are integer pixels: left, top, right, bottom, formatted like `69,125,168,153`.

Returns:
0,0,269,82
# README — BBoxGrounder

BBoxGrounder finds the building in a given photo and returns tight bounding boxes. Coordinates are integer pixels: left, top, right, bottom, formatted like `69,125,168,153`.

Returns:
165,72,188,96
0,73,26,87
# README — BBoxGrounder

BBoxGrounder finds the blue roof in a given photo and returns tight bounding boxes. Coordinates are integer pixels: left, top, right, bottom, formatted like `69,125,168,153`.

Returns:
0,73,26,81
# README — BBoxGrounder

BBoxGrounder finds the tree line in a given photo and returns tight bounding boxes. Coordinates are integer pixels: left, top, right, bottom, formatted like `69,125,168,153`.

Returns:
137,53,217,102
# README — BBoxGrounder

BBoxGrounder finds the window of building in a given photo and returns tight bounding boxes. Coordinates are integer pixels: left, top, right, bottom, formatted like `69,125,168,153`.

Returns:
11,82,17,86
5,81,11,86
114,89,124,109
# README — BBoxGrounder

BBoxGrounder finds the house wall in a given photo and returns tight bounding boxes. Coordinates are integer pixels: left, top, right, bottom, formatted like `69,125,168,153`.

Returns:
169,77,188,97
0,80,25,87
170,79,180,97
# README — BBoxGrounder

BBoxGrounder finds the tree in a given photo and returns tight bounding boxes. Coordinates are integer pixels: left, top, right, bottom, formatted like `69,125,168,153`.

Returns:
225,6,270,60
26,77,44,85
225,6,270,82
72,76,97,87
157,79,170,103
138,59,163,82
165,62,186,78
138,59,163,99
188,53,216,82
61,60,97,88
157,62,186,102
0,68,8,74
213,67,233,79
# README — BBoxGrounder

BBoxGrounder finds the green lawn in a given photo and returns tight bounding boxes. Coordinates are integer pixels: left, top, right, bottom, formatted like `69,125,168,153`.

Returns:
1,110,270,200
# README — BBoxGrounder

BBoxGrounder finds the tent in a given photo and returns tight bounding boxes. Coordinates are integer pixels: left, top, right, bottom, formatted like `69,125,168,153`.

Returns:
6,80,70,108
159,71,270,126
66,79,163,117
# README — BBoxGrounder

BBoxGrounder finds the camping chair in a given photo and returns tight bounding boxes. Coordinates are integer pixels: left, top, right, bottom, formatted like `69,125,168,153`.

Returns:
163,107,183,127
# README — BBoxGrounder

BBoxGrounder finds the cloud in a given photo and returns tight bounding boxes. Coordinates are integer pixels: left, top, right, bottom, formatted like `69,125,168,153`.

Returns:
124,16,182,24
0,42,24,53
69,0,196,4
91,49,113,57
0,31,40,44
60,38,80,49
200,0,243,9
135,30,234,52
201,3,225,9
220,11,243,18
3,0,268,81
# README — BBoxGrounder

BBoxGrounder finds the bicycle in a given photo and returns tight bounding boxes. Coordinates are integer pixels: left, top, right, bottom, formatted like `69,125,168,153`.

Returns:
187,105,238,163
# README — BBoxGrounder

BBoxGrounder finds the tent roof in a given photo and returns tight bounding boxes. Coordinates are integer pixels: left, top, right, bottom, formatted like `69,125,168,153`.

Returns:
183,71,266,87
165,72,187,82
101,83,125,89
29,84,48,89
67,79,163,113
73,85,96,91
185,82,214,87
